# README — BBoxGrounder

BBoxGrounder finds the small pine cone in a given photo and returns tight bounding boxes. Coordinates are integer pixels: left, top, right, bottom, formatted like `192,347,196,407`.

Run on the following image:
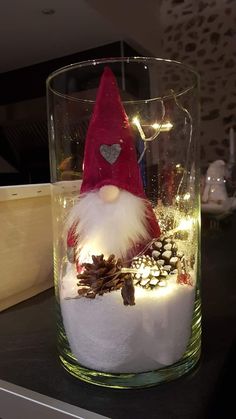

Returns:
131,255,163,290
151,237,184,272
77,254,126,299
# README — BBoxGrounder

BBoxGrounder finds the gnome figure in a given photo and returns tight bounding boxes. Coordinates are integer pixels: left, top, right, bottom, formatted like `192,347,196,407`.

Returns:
67,67,160,270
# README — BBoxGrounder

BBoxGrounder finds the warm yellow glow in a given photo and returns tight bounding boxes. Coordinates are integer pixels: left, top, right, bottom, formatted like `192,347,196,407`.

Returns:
132,117,146,140
79,247,93,264
134,281,176,298
78,243,104,264
177,218,193,231
138,263,151,279
132,116,173,138
132,116,139,125
176,192,190,202
183,192,190,201
151,121,173,131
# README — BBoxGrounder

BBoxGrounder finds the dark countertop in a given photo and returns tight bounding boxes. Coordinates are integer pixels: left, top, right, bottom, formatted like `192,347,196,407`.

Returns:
1,215,236,419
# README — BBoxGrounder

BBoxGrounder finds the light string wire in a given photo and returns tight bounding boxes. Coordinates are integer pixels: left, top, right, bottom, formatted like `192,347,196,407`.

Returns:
137,99,166,163
170,89,194,199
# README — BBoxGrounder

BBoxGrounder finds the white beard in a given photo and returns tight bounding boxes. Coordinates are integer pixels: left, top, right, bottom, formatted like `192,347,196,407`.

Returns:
67,189,150,263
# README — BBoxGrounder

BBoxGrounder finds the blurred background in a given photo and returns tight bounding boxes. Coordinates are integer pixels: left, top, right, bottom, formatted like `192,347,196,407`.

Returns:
0,0,235,187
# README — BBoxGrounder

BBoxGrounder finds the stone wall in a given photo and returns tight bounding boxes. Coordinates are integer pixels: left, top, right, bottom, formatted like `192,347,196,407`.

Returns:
160,0,236,171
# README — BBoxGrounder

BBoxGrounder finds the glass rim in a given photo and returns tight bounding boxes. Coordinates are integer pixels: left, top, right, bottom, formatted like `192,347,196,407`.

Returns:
46,56,199,103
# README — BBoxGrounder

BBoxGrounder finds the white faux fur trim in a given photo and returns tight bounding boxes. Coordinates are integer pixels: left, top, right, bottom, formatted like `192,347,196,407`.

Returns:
66,189,150,262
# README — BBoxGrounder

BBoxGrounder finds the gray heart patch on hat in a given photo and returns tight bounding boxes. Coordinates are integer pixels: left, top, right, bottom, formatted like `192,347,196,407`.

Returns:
100,144,121,164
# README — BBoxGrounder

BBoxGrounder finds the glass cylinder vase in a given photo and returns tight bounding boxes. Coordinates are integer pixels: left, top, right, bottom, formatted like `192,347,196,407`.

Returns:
47,57,201,388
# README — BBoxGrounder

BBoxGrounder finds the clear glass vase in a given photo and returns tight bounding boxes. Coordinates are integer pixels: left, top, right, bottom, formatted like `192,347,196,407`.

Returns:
47,57,201,388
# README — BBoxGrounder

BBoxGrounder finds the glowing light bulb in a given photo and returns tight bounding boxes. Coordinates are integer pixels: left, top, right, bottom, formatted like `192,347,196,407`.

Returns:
177,218,193,231
132,117,173,138
138,263,151,279
151,121,173,131
183,192,190,201
132,117,146,140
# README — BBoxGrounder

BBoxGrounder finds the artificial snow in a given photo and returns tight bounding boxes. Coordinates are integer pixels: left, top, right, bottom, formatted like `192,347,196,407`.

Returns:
60,269,195,373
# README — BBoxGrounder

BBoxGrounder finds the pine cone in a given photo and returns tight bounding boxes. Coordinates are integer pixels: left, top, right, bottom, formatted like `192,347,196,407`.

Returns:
131,236,187,290
151,237,184,273
132,255,169,289
77,254,135,304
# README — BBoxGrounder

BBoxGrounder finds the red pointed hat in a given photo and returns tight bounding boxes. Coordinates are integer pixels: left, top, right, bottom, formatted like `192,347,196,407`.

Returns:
80,66,145,198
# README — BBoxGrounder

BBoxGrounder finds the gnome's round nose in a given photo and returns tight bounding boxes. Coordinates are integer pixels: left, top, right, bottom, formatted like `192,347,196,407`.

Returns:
99,185,120,203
